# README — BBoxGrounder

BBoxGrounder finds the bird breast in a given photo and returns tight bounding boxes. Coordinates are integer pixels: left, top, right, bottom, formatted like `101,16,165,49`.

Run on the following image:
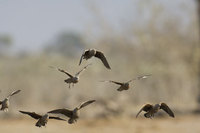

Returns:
2,99,9,107
73,110,80,119
153,104,160,113
39,114,49,125
124,83,129,89
72,77,79,83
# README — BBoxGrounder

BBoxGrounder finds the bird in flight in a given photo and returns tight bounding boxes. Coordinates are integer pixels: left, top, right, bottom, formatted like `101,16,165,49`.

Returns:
102,75,151,91
136,103,175,118
0,90,21,112
19,110,66,127
49,64,91,88
48,100,95,124
79,49,111,69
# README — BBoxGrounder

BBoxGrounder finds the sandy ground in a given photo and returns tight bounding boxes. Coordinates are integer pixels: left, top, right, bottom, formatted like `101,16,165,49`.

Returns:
0,115,199,133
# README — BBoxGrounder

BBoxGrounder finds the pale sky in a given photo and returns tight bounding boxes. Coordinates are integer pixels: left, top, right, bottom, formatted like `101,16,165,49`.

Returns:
0,0,195,52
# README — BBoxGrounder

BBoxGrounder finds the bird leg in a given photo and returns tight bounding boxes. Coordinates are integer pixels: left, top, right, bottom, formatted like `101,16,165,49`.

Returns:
150,114,154,119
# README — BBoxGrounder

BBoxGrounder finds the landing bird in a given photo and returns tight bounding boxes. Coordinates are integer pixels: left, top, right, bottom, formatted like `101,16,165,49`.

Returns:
19,111,66,127
136,103,175,118
102,75,151,91
79,49,111,69
49,64,91,88
48,100,95,124
0,90,21,112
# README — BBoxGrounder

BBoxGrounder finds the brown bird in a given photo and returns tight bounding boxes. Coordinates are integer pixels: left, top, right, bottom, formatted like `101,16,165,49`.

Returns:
50,64,91,88
102,75,151,91
0,90,21,112
136,103,175,118
79,49,111,69
48,100,95,124
19,111,66,127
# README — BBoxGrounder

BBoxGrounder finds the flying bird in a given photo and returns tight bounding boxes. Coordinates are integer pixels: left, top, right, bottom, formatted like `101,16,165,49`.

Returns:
48,100,95,124
0,90,21,112
49,64,91,88
19,111,66,127
102,75,151,91
79,49,111,69
136,103,175,118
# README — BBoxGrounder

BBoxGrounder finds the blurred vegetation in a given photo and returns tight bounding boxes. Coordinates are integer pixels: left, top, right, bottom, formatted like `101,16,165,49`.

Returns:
44,32,86,57
0,34,12,56
0,1,199,118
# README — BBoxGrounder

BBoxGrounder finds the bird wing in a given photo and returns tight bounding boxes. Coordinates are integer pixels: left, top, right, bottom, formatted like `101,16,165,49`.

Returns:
79,53,84,66
19,111,42,119
7,90,21,98
95,51,111,69
137,74,152,80
136,104,153,118
160,103,175,118
49,116,66,121
58,68,74,78
75,64,92,77
0,101,2,105
109,80,124,86
48,109,73,118
127,74,151,83
77,100,96,110
49,66,73,78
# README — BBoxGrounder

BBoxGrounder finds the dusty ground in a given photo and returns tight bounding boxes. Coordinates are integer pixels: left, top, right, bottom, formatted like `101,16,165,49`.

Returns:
0,115,199,133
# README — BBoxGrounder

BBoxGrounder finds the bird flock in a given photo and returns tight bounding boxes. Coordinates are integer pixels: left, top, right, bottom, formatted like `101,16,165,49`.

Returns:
0,48,175,128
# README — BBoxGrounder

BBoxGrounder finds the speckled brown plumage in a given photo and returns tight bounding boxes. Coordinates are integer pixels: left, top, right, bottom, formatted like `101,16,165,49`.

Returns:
19,110,66,127
48,100,95,124
0,90,21,112
102,75,151,91
50,64,91,88
136,103,175,118
79,49,111,69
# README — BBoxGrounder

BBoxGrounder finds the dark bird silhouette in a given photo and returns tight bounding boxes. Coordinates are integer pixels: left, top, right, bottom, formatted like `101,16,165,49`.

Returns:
50,64,91,88
48,100,95,124
79,49,111,69
102,75,151,91
19,111,66,127
0,90,21,112
136,103,175,118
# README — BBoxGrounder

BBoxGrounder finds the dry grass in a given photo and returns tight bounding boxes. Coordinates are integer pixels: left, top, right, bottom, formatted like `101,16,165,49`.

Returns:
0,115,199,133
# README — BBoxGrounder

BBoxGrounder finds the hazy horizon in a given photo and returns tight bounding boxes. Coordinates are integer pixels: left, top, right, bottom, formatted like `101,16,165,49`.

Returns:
0,0,194,53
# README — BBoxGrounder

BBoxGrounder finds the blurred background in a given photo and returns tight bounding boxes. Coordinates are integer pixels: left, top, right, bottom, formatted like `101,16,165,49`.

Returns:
0,0,200,132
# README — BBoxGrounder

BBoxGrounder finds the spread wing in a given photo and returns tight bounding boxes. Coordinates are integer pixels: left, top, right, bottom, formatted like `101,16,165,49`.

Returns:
137,74,152,80
49,116,66,121
79,50,89,66
79,53,84,66
95,51,111,69
49,66,73,78
160,103,175,118
58,68,74,78
77,100,96,110
75,64,92,77
136,104,153,118
19,111,42,119
7,90,21,98
127,74,151,83
48,109,73,118
108,80,124,86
